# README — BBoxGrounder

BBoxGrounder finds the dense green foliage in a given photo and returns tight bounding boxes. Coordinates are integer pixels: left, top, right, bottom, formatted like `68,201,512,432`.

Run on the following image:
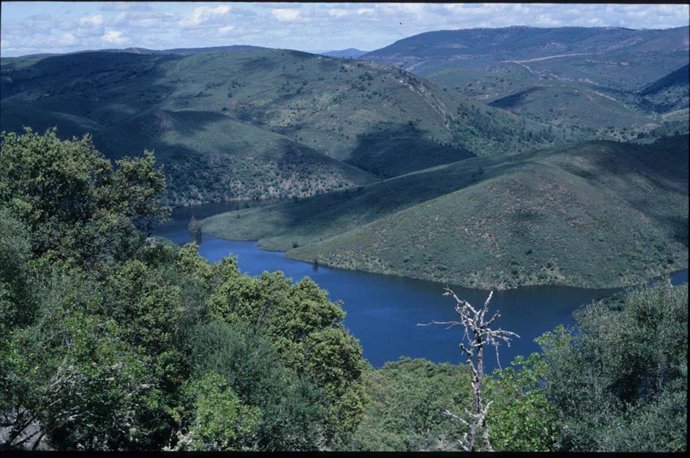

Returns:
485,353,560,451
0,130,365,451
205,135,688,289
0,128,168,266
345,283,686,452
538,283,688,451
350,358,471,451
1,130,686,452
346,355,560,452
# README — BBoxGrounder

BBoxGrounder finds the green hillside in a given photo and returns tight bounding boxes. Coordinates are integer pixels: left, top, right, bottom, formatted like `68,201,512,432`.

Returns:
488,82,651,131
363,26,689,91
638,64,690,114
366,26,688,139
204,135,688,289
203,151,537,251
2,48,575,206
423,60,681,140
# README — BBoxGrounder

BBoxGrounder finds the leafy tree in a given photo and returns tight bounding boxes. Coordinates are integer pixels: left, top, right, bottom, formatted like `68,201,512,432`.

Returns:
1,129,177,450
187,216,202,244
0,209,35,331
0,127,168,269
538,282,688,452
2,265,165,450
485,353,559,451
174,372,261,451
206,263,366,446
183,321,325,450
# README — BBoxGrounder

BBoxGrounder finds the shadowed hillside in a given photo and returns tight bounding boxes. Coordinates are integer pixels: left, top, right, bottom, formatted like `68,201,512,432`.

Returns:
2,47,576,205
204,135,688,289
638,64,689,114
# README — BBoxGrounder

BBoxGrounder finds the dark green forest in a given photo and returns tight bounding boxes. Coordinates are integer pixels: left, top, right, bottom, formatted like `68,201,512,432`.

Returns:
1,129,686,451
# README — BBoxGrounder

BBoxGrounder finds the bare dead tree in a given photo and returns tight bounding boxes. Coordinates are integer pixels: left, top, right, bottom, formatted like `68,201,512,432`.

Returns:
419,289,519,452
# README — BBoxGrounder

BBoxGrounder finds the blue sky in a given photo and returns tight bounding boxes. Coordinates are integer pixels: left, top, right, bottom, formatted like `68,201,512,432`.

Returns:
2,2,689,57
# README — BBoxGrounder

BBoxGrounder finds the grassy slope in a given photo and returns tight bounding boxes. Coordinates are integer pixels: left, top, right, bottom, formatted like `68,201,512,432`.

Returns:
367,27,688,137
426,63,663,135
363,26,689,91
202,152,530,250
2,48,581,205
204,135,688,289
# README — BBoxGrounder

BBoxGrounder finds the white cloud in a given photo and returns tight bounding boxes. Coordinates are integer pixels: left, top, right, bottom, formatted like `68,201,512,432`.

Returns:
102,30,128,45
80,15,103,27
58,33,77,46
101,2,151,12
180,5,231,28
218,25,235,35
327,8,349,18
111,10,174,29
272,8,301,22
357,8,375,16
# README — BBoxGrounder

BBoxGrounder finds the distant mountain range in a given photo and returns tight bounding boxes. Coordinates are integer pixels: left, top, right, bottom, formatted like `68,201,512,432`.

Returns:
360,26,689,132
362,26,688,84
320,48,369,59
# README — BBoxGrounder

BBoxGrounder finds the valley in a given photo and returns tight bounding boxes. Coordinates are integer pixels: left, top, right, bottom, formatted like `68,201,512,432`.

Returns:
2,13,689,452
2,25,687,290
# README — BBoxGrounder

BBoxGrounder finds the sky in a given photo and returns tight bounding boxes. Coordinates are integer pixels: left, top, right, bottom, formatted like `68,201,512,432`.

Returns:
1,2,689,57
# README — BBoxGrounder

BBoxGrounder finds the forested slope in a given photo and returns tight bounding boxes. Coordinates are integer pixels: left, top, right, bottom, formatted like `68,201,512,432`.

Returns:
0,129,366,450
1,129,685,453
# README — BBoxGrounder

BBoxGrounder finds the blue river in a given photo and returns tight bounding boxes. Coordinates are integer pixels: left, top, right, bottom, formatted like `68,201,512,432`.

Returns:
156,202,688,372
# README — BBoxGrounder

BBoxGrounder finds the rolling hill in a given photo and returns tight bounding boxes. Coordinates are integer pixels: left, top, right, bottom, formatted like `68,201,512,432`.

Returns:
638,64,690,114
362,26,689,89
362,26,689,135
203,135,688,290
1,47,574,205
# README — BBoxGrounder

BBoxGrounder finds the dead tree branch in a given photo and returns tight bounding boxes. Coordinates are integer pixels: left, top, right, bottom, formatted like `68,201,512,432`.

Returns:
419,289,519,451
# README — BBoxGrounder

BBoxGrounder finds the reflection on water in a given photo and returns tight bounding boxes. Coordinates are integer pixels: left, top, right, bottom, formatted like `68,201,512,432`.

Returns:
156,209,687,371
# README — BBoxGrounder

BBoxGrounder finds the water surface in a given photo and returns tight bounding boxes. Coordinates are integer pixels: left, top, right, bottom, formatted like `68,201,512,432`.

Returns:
156,205,687,371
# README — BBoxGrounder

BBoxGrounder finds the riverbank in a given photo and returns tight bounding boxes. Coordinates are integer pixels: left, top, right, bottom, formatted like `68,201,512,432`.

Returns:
156,207,687,370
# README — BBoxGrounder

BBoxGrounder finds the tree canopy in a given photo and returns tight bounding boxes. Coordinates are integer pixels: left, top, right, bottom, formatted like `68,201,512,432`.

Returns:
0,128,685,452
0,128,366,451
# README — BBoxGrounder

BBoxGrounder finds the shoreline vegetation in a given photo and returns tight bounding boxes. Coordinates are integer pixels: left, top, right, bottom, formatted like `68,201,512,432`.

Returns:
2,129,686,451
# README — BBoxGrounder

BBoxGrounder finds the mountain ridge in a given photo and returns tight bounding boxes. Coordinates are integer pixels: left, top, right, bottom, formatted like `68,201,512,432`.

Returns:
2,46,575,205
